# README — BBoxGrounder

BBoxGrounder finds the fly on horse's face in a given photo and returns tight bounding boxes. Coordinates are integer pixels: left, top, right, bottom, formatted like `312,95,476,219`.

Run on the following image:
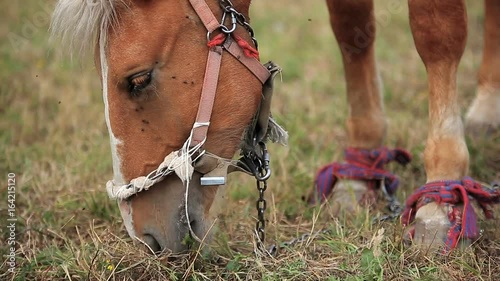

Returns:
54,0,271,253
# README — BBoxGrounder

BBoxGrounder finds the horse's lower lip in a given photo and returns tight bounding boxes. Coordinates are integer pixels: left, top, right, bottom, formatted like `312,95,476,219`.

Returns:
142,221,198,254
142,234,162,253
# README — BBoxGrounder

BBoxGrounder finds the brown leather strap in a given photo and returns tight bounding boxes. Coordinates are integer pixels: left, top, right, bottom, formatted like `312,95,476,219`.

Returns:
255,62,280,143
192,46,223,146
189,0,271,148
189,0,220,33
223,36,271,84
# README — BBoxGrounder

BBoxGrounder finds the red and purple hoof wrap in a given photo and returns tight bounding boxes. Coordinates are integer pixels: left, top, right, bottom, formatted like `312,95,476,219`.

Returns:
310,147,412,204
401,177,500,252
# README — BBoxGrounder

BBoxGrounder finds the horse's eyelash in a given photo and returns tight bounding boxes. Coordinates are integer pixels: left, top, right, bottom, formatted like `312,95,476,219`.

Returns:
128,71,152,97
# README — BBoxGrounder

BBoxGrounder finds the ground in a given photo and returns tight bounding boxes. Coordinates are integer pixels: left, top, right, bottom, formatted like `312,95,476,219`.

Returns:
0,0,499,280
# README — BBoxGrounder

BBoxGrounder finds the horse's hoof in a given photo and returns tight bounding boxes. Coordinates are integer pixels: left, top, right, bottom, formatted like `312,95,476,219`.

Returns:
412,202,471,250
465,87,500,137
325,179,374,217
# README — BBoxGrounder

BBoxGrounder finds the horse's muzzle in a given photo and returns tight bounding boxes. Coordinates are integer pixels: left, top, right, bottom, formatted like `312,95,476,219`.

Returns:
118,172,220,254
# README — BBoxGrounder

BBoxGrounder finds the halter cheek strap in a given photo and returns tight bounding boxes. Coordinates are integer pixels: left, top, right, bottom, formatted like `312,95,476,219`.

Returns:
189,0,220,33
191,45,223,146
189,0,272,147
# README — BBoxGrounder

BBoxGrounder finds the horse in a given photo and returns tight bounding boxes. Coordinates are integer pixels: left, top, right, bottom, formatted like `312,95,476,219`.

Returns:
50,0,500,254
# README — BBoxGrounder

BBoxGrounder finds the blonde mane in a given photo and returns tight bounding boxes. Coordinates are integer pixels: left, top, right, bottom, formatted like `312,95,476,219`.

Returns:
50,0,124,57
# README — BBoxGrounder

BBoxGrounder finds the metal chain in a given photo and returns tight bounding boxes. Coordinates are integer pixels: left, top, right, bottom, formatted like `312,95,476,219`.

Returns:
372,180,404,223
266,182,404,255
242,149,404,254
239,141,271,250
217,0,270,247
218,0,259,48
255,178,267,246
217,0,266,251
268,229,332,256
254,142,270,249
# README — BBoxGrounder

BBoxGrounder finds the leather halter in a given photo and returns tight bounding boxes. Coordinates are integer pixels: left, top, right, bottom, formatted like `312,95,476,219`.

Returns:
189,0,271,148
106,0,285,200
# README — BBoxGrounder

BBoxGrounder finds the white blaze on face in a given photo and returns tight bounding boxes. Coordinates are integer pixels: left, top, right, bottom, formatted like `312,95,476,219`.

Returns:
99,37,136,239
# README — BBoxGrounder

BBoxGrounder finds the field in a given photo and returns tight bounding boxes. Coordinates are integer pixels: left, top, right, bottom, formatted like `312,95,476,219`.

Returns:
1,0,499,280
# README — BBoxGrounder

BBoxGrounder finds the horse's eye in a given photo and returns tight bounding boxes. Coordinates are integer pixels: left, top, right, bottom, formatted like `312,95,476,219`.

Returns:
128,71,152,96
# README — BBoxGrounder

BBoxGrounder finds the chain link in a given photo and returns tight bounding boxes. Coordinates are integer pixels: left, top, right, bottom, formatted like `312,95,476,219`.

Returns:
255,178,267,246
218,0,266,251
238,141,271,250
265,182,403,255
253,142,270,249
372,180,404,223
268,229,332,256
218,0,259,48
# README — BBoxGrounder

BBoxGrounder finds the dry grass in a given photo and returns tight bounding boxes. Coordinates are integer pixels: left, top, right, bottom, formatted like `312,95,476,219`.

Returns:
1,0,499,280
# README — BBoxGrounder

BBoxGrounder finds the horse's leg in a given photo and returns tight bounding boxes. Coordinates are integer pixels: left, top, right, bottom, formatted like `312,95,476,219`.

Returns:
408,0,469,246
327,0,385,149
326,0,386,214
465,0,500,133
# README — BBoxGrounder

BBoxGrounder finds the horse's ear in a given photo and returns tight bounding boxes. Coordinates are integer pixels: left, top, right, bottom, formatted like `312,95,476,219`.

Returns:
253,62,288,146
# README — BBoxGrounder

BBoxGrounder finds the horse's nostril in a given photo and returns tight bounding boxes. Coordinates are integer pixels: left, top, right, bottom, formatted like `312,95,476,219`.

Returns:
142,234,162,253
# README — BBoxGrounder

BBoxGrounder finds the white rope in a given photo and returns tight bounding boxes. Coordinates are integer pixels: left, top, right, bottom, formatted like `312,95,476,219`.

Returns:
181,123,206,244
106,123,207,200
105,152,178,199
106,123,207,243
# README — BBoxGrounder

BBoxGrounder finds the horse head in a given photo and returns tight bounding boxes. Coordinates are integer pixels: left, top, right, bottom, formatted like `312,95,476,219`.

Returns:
52,0,286,253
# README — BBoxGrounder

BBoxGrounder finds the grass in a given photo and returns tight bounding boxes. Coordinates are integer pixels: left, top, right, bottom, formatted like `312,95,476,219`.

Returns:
1,0,499,280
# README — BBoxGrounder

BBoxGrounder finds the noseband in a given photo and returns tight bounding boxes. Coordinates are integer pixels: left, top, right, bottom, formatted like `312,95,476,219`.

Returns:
106,0,287,243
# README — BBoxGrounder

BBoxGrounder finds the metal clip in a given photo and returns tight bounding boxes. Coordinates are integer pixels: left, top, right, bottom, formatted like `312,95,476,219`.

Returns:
254,142,271,181
220,12,237,34
200,176,226,186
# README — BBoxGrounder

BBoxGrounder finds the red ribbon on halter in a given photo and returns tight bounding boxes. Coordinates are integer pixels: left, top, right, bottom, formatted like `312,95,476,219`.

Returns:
234,35,259,59
207,33,226,48
208,33,260,59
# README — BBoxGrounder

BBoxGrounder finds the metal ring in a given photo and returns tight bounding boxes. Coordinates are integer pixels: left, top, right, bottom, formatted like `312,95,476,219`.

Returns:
255,167,271,181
